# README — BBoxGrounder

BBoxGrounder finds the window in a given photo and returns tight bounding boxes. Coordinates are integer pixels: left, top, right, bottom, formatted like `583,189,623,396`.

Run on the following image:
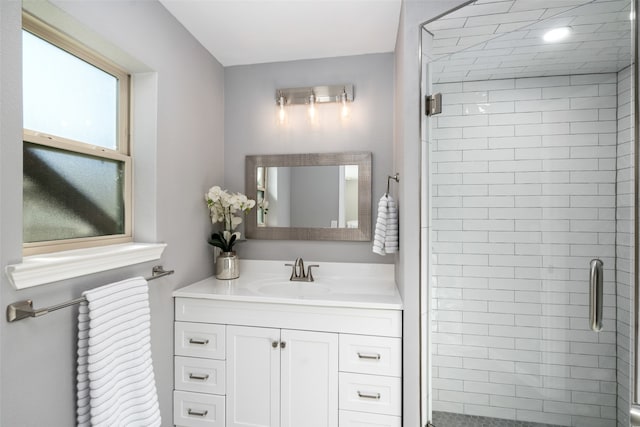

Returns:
22,12,131,255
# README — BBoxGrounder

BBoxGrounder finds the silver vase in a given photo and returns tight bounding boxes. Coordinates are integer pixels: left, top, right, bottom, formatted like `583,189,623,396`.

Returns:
215,251,239,279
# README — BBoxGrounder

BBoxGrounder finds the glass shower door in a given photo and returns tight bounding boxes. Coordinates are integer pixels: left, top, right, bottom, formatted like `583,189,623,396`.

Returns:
420,1,635,426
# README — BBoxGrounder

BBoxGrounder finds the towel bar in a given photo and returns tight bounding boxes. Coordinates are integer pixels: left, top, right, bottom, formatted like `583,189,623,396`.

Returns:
6,265,174,323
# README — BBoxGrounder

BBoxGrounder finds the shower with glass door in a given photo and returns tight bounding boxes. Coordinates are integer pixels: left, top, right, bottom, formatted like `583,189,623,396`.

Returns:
419,1,637,426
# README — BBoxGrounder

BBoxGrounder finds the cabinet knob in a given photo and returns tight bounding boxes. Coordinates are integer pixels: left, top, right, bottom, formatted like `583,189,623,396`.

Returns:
189,338,209,345
272,341,278,348
280,341,286,349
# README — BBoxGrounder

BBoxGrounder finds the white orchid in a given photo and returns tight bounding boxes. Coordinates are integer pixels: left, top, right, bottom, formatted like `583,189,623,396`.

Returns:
205,186,256,252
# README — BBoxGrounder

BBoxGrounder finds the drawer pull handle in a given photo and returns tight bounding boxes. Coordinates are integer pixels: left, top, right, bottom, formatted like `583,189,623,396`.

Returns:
189,338,209,345
189,373,210,381
187,408,208,417
357,352,381,360
357,391,381,400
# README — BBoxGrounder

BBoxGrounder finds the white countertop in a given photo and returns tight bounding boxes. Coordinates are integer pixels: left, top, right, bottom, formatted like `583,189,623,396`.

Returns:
173,260,403,310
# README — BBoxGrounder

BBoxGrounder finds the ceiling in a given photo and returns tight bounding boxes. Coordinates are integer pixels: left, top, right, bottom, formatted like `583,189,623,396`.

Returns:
158,0,632,75
424,0,633,82
159,0,402,67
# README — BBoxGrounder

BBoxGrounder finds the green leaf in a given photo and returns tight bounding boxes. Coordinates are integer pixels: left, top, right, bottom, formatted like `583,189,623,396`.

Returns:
208,232,229,251
227,233,237,251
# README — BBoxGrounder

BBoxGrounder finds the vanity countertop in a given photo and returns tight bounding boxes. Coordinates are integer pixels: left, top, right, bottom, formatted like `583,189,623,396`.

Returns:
173,259,402,310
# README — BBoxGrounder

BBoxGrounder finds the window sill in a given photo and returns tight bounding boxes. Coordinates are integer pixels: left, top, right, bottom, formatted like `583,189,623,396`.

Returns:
5,242,167,290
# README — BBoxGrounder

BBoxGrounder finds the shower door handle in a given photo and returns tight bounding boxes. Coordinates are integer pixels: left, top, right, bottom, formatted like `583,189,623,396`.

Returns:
589,259,603,332
631,405,640,426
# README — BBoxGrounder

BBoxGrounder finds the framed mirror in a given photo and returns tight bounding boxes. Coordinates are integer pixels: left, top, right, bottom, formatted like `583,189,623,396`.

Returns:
245,152,371,241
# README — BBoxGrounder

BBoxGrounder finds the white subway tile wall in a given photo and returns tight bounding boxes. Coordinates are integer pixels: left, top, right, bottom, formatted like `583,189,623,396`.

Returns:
430,73,624,427
615,66,634,427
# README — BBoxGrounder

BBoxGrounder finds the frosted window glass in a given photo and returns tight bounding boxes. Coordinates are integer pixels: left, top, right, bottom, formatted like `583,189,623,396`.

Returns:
22,30,118,150
23,143,125,243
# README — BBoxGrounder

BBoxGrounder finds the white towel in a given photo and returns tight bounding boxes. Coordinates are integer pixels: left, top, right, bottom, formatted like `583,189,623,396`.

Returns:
373,194,399,255
77,277,161,427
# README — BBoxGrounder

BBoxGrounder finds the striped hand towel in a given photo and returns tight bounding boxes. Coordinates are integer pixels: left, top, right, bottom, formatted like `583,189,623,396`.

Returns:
373,194,399,255
385,195,399,253
77,277,161,427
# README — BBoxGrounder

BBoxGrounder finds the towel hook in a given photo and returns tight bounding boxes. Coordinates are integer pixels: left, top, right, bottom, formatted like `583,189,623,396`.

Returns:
386,173,400,195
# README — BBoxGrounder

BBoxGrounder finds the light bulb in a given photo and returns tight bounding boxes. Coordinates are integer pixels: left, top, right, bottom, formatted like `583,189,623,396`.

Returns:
308,93,316,121
277,95,286,125
340,89,350,119
543,27,571,43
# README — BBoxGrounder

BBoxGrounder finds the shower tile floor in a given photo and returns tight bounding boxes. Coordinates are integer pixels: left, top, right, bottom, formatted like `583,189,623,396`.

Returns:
431,411,562,427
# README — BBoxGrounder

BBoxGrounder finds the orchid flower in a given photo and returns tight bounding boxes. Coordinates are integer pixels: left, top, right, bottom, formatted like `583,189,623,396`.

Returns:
205,186,256,252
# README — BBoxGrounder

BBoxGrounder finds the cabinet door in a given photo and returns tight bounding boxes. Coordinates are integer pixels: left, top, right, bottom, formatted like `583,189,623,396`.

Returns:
280,329,338,427
226,325,280,427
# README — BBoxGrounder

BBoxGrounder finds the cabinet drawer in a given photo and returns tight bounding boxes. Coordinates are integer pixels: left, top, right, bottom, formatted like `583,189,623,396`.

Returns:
339,372,401,416
175,356,225,395
339,410,401,427
174,390,225,427
175,322,225,359
339,334,401,377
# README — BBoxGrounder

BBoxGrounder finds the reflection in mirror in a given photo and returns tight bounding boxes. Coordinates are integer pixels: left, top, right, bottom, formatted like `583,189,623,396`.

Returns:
246,152,371,241
256,165,358,229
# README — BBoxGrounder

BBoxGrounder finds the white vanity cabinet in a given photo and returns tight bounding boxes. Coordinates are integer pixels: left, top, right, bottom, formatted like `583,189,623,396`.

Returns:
173,261,403,427
226,326,338,427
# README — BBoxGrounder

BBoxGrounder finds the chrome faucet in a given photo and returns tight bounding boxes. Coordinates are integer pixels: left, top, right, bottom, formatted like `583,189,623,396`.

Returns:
285,258,319,282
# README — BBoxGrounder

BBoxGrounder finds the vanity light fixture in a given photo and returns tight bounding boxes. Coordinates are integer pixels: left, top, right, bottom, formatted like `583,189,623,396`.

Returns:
543,26,571,43
275,84,354,124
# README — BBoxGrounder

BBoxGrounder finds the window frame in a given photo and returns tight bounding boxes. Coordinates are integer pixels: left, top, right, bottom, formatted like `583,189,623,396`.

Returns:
22,12,132,256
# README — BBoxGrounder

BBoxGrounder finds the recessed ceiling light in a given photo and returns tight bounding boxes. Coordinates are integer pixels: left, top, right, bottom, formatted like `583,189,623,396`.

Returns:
543,27,572,43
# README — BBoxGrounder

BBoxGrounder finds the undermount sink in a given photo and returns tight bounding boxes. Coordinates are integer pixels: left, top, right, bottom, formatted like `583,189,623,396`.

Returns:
258,282,332,297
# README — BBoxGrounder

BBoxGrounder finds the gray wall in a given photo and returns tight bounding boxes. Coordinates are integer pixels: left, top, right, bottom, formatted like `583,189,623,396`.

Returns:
224,53,394,264
0,1,225,425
